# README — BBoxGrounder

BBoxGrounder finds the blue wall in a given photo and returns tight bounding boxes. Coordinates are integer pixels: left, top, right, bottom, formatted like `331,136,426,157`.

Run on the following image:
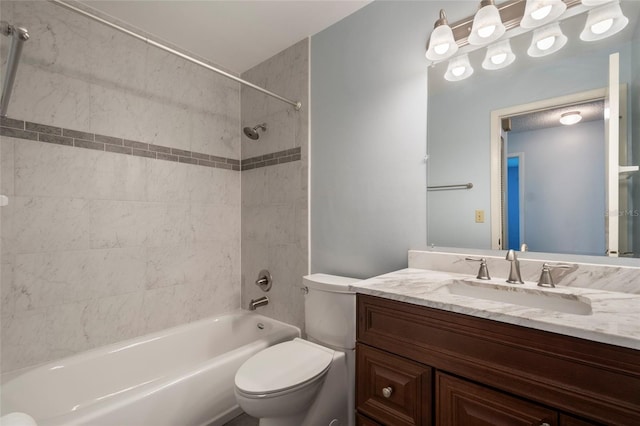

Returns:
310,1,436,278
508,120,606,256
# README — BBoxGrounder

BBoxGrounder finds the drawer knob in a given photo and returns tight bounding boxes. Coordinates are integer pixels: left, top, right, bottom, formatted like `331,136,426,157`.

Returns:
382,386,393,398
539,423,550,426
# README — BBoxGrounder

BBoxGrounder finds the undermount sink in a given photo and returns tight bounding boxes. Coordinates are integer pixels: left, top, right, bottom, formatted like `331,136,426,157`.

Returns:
437,279,593,315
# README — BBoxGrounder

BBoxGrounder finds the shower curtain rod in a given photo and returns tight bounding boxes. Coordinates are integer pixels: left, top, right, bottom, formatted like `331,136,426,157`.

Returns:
1,21,29,117
50,0,303,111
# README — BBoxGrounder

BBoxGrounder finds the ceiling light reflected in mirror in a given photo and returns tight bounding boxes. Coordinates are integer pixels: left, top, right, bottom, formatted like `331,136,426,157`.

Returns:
559,111,583,125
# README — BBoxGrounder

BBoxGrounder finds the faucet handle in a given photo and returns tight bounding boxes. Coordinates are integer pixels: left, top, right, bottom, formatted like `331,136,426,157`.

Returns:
537,263,572,288
465,257,491,280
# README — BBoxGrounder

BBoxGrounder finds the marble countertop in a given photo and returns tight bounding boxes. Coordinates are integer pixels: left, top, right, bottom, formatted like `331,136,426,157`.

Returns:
351,268,640,350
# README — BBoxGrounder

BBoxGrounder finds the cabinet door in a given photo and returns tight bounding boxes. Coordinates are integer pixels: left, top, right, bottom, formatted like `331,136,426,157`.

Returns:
357,343,432,426
437,372,557,426
357,413,384,426
559,414,602,426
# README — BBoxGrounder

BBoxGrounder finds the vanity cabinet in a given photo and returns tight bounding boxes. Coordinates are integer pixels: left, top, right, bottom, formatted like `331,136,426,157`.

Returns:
355,294,640,426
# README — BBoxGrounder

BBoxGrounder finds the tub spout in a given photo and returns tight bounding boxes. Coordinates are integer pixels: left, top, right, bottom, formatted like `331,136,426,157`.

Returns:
249,296,269,311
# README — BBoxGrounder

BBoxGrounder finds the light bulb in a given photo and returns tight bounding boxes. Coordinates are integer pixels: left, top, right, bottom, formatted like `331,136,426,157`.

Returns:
591,18,614,34
491,53,508,65
452,66,466,77
434,43,450,55
478,25,496,38
531,5,552,20
536,35,556,50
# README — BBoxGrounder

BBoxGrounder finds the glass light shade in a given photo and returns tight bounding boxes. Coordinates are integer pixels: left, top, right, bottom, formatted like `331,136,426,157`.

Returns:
468,2,506,46
482,40,516,70
580,1,628,42
426,24,459,61
527,22,568,57
520,0,567,29
560,111,582,125
444,54,474,81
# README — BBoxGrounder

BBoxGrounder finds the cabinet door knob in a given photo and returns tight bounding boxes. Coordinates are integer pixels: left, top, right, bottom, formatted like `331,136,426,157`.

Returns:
539,423,550,426
382,386,393,398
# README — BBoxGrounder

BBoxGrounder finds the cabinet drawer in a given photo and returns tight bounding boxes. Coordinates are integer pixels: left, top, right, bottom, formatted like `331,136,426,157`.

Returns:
356,343,432,426
437,371,557,426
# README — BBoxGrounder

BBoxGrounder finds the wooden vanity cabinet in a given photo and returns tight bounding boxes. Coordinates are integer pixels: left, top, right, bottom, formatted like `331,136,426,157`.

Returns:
355,294,640,426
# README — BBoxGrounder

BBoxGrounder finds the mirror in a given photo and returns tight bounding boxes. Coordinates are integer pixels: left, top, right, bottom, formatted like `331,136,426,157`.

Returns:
427,0,640,257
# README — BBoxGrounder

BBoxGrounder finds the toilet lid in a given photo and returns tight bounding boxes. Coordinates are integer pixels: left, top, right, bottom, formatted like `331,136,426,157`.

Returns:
235,338,334,395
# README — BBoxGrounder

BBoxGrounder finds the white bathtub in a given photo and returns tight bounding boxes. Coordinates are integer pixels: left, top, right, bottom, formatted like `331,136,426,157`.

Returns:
0,311,300,426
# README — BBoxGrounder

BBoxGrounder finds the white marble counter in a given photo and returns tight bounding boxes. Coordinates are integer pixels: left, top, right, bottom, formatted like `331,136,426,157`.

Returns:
351,268,640,350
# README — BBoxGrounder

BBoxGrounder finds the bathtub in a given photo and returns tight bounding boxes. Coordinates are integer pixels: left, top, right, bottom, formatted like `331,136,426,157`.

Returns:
0,311,300,426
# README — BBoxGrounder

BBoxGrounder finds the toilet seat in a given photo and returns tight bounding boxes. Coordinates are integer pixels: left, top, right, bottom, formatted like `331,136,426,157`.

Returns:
235,338,334,397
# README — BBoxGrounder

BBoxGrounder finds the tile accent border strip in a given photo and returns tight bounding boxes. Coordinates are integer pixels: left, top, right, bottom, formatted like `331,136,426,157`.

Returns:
0,117,241,171
241,148,302,171
1,117,302,171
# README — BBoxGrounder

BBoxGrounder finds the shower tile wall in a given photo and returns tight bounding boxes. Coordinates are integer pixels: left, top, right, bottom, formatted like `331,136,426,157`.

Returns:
0,1,241,373
241,39,309,330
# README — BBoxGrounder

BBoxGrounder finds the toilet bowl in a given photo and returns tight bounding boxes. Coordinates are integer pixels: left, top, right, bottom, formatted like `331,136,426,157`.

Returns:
234,338,339,425
234,273,359,426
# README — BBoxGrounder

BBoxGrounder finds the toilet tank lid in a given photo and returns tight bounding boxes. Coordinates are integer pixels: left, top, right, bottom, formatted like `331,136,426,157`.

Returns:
303,273,360,293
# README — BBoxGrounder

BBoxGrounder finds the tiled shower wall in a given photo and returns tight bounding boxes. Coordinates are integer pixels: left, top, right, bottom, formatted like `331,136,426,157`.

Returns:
0,1,241,372
241,39,309,330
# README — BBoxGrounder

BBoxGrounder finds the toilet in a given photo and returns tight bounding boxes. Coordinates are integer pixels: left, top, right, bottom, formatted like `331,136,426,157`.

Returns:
234,273,359,426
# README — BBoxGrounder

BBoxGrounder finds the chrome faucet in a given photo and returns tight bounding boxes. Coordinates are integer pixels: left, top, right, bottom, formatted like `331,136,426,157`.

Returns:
249,296,269,310
537,263,572,288
465,257,491,280
505,249,524,284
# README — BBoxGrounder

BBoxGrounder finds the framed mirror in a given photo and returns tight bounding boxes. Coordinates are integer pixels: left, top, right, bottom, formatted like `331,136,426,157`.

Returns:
427,0,640,257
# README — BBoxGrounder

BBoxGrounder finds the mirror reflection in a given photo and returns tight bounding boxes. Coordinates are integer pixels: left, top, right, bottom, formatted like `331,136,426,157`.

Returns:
427,0,640,257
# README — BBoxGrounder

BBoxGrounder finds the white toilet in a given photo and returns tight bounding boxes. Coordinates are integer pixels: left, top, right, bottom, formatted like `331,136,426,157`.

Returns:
234,273,359,426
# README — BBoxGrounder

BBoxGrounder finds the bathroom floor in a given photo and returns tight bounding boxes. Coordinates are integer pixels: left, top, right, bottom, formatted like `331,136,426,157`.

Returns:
224,413,259,426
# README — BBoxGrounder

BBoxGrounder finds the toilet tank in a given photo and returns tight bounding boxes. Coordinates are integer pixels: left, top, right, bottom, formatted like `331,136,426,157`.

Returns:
303,273,360,350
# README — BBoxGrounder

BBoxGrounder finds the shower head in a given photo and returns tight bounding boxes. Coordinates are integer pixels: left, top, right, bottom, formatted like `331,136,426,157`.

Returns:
243,123,267,140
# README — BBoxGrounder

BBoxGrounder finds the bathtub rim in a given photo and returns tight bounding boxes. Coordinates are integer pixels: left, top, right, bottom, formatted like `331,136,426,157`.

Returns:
1,309,300,383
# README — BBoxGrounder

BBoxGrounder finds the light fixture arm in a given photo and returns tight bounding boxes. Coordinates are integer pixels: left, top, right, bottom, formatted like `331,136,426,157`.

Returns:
434,10,449,28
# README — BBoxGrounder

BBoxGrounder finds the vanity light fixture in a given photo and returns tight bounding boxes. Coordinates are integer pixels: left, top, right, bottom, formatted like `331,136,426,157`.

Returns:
426,0,628,82
482,39,516,70
580,1,629,42
527,22,567,57
560,111,582,125
520,0,567,29
426,10,459,61
468,0,506,46
445,54,474,81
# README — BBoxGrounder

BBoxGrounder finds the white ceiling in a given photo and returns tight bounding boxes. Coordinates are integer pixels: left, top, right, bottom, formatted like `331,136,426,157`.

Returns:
510,100,605,133
79,0,371,74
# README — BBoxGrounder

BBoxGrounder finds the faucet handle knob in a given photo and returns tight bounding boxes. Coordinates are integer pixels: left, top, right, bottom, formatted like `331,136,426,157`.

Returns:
465,257,491,280
537,263,572,288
